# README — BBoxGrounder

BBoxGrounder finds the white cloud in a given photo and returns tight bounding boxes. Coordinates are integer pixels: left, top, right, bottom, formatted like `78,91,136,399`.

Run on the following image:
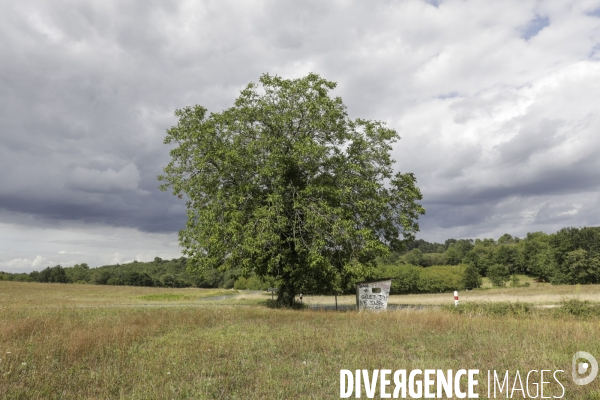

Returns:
32,255,50,267
2,258,33,271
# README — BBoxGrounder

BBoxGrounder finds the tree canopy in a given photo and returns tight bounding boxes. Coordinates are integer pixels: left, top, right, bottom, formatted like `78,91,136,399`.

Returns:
159,73,425,305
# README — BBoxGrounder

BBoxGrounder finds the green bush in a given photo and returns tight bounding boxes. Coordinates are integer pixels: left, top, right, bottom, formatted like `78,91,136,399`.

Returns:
557,298,600,317
234,275,276,290
403,249,424,266
418,265,464,293
487,264,510,287
382,264,421,294
106,277,122,285
381,264,464,294
462,264,482,289
233,276,248,290
421,253,445,267
509,275,521,287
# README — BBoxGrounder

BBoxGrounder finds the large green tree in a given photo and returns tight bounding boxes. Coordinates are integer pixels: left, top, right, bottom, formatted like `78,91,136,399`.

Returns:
159,73,425,306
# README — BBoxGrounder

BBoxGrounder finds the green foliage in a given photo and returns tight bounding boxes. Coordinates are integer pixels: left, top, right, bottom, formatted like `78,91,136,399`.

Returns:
404,239,445,254
443,245,461,265
509,275,521,287
158,73,425,306
549,227,600,284
65,263,91,283
418,265,464,293
220,269,239,289
452,239,475,259
462,264,482,289
498,233,519,245
493,245,520,274
381,264,421,294
421,252,446,267
463,249,491,276
193,268,226,288
38,265,70,283
233,277,248,290
123,271,155,287
90,270,112,285
556,249,600,284
557,298,600,317
403,249,424,266
106,277,122,285
159,274,187,288
379,264,463,294
233,274,276,290
487,264,510,287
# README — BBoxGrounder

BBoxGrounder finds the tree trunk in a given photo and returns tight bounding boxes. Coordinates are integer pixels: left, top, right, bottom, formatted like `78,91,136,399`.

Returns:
276,278,297,307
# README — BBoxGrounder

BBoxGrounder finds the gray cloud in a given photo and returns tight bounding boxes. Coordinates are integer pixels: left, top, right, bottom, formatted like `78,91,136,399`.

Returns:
1,0,600,271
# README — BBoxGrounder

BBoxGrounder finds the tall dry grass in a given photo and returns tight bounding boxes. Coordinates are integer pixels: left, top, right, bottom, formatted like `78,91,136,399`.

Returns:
2,282,600,398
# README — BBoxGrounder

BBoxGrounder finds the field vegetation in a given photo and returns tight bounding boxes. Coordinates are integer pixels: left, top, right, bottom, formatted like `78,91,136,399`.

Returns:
2,281,600,399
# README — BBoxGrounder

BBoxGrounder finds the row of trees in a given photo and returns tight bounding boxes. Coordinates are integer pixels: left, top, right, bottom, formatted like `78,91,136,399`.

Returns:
2,258,216,288
393,227,600,285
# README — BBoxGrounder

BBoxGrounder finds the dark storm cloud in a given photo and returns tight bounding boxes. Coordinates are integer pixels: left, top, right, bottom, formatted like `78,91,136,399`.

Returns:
0,1,217,232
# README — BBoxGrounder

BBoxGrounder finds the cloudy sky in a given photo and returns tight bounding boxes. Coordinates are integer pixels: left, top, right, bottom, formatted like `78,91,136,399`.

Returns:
1,0,600,272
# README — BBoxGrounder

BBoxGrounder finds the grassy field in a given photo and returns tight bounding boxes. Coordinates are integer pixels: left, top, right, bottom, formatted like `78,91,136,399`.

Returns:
2,281,600,399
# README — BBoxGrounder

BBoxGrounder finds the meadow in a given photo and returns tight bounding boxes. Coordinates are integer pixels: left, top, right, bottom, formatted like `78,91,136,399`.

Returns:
2,281,600,399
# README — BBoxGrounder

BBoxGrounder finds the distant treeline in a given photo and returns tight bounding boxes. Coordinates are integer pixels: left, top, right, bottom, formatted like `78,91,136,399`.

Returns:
0,257,242,289
1,226,599,294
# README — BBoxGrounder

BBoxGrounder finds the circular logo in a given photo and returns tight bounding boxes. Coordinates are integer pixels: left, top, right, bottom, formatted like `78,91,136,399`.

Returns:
573,351,598,386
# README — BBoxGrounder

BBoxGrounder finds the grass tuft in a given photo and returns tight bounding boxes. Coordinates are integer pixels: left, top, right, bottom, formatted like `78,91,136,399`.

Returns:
444,301,532,316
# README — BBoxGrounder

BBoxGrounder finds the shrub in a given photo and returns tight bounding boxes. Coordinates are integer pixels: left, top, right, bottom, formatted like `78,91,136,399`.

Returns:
123,271,155,287
421,253,445,267
382,264,465,294
418,265,463,293
383,264,421,294
509,275,521,287
403,249,424,267
160,274,188,288
233,276,248,290
557,298,600,317
90,271,112,285
443,245,461,265
462,264,482,290
488,264,510,287
106,277,123,285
